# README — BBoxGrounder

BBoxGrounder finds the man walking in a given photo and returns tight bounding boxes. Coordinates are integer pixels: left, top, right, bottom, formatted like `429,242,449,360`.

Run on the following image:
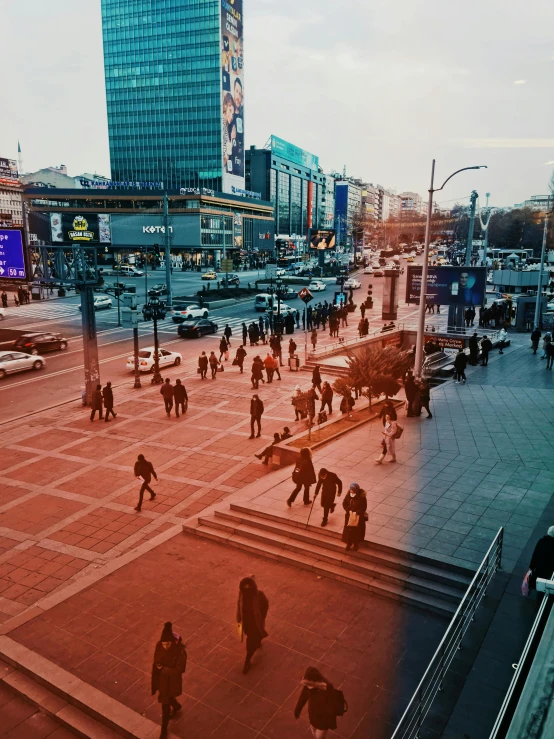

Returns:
224,324,233,347
160,378,174,417
531,327,541,355
209,351,220,379
249,394,264,438
242,322,248,346
90,384,103,421
198,351,208,379
481,335,492,366
134,454,157,511
102,381,117,422
454,349,468,384
468,332,479,366
235,344,247,373
173,379,188,417
314,468,343,527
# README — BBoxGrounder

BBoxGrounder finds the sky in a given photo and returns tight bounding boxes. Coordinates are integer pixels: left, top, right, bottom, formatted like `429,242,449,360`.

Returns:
1,0,553,209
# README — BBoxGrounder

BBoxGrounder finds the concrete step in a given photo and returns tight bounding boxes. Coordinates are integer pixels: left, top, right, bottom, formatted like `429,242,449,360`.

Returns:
182,519,457,618
214,508,471,592
200,514,463,605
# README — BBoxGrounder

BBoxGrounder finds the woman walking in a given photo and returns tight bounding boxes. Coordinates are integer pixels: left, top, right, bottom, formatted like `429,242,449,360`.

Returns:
375,413,398,464
287,447,316,506
294,666,338,738
151,622,187,739
342,483,367,551
311,328,318,352
236,576,269,674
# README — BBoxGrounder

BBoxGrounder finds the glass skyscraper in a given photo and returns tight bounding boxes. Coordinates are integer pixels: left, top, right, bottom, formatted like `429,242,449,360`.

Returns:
101,0,243,192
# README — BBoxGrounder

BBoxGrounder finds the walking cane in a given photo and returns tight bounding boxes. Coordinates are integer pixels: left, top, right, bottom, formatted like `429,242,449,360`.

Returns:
305,492,318,530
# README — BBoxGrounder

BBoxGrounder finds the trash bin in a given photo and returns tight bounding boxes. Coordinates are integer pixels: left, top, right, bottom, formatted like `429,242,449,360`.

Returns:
289,355,300,371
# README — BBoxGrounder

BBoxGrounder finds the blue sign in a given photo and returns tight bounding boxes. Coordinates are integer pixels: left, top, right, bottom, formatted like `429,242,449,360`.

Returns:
0,229,26,280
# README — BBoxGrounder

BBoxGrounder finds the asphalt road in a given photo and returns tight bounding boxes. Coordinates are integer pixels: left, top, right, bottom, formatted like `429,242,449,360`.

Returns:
0,262,423,423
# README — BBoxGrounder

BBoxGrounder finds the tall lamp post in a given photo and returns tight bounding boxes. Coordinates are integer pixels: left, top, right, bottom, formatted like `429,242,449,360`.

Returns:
414,160,487,378
534,200,551,329
142,294,166,385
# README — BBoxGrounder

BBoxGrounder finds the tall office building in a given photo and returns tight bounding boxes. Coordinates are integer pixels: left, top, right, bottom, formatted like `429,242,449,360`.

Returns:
100,0,245,193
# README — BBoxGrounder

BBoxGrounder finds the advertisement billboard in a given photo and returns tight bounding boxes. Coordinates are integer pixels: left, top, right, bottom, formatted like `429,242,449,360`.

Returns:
308,229,336,250
220,0,245,194
270,135,319,172
0,158,18,181
50,214,111,244
233,212,243,248
0,229,26,280
405,266,486,306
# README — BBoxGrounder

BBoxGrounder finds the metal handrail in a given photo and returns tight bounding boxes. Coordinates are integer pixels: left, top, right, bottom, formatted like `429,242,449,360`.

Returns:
308,324,405,359
391,527,504,739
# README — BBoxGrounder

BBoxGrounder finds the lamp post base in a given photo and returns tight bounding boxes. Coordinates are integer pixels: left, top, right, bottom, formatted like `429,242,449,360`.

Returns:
134,376,142,389
151,369,163,385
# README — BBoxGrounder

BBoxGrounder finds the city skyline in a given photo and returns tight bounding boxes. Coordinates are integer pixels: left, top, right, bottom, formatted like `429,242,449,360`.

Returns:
2,0,553,207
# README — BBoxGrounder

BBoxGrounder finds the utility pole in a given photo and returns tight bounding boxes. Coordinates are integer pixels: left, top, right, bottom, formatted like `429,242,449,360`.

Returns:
80,286,100,404
163,194,172,307
465,190,478,266
534,209,549,329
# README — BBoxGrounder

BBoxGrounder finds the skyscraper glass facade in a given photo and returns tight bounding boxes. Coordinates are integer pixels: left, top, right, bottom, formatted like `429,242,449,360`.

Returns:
101,0,223,191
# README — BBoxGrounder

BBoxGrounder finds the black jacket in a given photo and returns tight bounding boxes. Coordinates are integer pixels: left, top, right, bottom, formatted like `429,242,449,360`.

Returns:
236,347,247,362
468,336,479,353
531,329,541,343
530,535,554,586
134,459,156,483
314,472,342,508
198,355,208,370
454,352,468,370
293,457,316,486
294,680,337,731
151,638,187,703
102,386,114,408
173,384,187,402
250,398,264,418
160,383,174,400
91,389,103,410
481,338,492,354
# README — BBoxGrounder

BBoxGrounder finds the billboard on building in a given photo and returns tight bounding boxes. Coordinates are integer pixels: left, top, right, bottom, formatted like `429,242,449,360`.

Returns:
0,158,18,181
405,266,486,306
50,214,111,244
308,229,336,250
233,212,243,248
0,229,26,280
220,0,245,194
270,136,319,171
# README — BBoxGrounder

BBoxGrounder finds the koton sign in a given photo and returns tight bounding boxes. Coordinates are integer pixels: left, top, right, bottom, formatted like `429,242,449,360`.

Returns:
142,225,173,234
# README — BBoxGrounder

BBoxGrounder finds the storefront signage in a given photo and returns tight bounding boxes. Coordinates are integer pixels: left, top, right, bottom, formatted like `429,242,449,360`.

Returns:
231,186,261,199
142,225,174,234
179,187,215,196
50,213,111,244
80,179,163,189
258,232,271,240
0,229,26,279
425,335,465,354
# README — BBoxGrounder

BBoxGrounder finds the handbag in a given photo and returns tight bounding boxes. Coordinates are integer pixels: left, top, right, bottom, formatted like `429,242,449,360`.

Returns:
394,424,404,439
197,367,201,374
292,465,301,484
218,365,224,372
521,570,531,597
347,512,360,527
232,358,239,366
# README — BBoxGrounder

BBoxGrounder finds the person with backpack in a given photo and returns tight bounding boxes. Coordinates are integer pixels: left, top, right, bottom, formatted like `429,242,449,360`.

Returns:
151,621,188,739
294,666,345,737
287,447,316,506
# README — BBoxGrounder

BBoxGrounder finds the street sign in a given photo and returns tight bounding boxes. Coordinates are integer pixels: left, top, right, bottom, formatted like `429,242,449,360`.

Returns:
298,287,313,304
0,229,26,280
221,258,233,272
121,308,140,328
265,263,278,279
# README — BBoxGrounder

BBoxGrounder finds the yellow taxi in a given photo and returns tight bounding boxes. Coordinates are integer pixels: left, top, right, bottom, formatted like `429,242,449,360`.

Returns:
201,270,218,281
407,256,414,262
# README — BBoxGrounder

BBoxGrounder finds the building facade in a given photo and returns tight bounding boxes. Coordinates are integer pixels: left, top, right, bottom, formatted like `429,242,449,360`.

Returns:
246,136,327,253
100,0,245,194
399,191,424,216
334,179,362,247
0,157,23,228
24,187,274,269
382,189,402,221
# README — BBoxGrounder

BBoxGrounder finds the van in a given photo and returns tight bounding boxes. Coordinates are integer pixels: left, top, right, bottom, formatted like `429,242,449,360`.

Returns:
254,293,276,312
114,264,143,277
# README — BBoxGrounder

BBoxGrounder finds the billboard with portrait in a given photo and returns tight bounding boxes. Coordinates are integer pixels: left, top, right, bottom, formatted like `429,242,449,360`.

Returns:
50,214,111,244
233,212,243,248
405,266,486,306
308,229,336,250
220,0,245,194
0,158,18,181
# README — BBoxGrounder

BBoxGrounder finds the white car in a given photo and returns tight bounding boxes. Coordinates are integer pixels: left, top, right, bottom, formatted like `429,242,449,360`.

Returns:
271,302,295,317
0,351,45,379
363,266,373,274
308,280,326,292
126,346,182,373
343,278,361,289
171,304,209,323
547,301,554,312
78,295,112,311
275,268,287,277
0,307,5,320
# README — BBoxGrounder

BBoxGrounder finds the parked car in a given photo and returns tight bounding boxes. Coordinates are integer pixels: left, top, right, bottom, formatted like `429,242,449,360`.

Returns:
125,346,182,373
546,301,554,312
363,266,374,274
0,351,45,379
373,269,384,277
178,319,218,338
201,271,218,280
13,332,68,355
275,268,287,277
170,304,209,323
78,295,112,311
344,278,361,289
308,280,326,292
276,286,298,300
148,284,168,296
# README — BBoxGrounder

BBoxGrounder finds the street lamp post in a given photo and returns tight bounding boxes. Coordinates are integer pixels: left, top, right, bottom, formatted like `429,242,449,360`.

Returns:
143,294,166,385
534,205,550,329
414,160,487,378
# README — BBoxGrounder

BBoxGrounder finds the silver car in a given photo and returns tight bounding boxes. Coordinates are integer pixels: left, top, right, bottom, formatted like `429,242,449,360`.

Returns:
0,351,45,379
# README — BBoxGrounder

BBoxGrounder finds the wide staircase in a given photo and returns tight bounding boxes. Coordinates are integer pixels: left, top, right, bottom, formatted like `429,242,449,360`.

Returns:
182,504,475,618
302,358,349,378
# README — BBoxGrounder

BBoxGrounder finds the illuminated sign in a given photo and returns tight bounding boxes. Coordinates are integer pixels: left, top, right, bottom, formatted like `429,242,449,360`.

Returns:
406,266,486,306
50,214,111,244
0,229,26,279
220,0,245,194
308,229,336,250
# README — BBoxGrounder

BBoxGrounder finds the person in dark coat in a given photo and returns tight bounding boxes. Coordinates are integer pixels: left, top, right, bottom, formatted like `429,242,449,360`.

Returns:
235,345,247,373
249,394,264,438
251,356,264,389
529,526,554,589
454,350,468,383
312,365,323,393
378,400,397,426
314,469,343,526
468,333,479,366
102,381,116,422
280,426,292,440
160,378,174,416
480,336,492,366
530,327,541,354
255,432,281,465
287,447,316,506
342,483,367,551
236,576,269,674
173,379,188,417
90,384,103,421
224,324,232,346
419,379,432,419
340,392,355,416
294,666,337,736
320,382,333,415
198,351,208,379
134,454,157,511
404,372,416,417
289,338,297,357
209,351,220,379
219,336,229,362
242,322,248,346
151,621,187,739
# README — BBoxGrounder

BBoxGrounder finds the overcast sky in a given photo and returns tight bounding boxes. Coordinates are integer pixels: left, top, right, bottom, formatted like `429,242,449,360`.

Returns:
2,0,553,208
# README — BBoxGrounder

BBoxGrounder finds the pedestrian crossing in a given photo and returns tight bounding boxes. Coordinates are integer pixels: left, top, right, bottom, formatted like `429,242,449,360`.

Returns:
1,302,80,321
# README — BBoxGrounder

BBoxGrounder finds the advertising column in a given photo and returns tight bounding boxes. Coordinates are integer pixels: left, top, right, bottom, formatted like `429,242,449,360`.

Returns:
220,0,245,194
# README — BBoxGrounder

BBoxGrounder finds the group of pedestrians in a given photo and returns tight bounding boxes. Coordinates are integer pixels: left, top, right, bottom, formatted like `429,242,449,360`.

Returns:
90,382,117,422
530,328,554,369
1,288,31,308
159,378,188,417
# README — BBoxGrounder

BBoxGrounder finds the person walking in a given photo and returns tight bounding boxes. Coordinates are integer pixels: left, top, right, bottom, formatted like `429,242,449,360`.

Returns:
272,353,282,381
219,336,229,362
480,335,492,366
249,394,264,438
151,622,187,739
311,328,318,352
173,379,188,417
453,349,468,384
531,327,541,355
468,332,479,366
134,454,157,511
312,365,323,393
378,399,397,426
314,468,343,527
160,378,174,416
498,327,508,354
264,352,275,383
404,371,416,416
287,447,316,506
528,526,554,591
293,666,338,738
320,382,333,415
235,344,247,373
360,302,366,320
101,381,116,422
236,576,269,674
375,414,398,463
242,322,248,346
209,351,220,379
255,432,281,465
541,333,551,359
342,483,367,551
224,324,233,347
289,338,297,357
546,340,554,370
90,384,104,421
419,379,432,419
198,351,208,379
340,391,355,416
251,356,264,389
